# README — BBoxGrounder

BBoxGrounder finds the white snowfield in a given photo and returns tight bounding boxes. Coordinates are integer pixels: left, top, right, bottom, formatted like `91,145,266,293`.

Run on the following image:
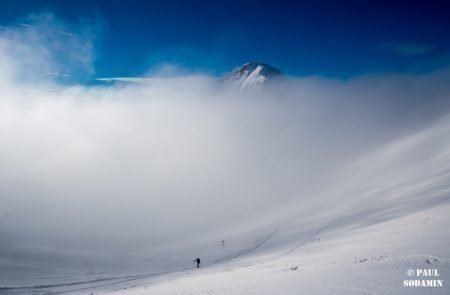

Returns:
2,115,450,294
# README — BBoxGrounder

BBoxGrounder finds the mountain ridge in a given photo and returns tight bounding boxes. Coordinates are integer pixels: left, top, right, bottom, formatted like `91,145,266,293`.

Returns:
222,62,283,90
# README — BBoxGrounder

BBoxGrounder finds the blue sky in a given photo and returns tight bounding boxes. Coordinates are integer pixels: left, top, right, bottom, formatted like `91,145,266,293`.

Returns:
1,0,450,78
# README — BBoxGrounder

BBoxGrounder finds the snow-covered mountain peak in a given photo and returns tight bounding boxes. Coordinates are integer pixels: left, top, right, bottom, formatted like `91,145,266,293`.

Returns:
223,62,283,90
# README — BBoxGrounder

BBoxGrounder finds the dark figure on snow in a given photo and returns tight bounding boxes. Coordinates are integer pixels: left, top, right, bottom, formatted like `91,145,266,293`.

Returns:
194,257,201,268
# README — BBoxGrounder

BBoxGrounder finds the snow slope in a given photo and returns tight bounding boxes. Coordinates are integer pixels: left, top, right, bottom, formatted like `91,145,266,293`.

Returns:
105,114,450,295
110,204,450,295
2,114,450,294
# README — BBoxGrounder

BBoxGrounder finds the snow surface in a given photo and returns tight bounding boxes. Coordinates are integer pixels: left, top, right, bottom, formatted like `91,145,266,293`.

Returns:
2,113,450,294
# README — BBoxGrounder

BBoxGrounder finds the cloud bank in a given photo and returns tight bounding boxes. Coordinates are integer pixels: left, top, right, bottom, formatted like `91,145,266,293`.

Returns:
1,14,450,271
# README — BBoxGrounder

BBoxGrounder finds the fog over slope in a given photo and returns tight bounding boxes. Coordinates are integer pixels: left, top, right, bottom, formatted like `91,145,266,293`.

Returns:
1,14,450,280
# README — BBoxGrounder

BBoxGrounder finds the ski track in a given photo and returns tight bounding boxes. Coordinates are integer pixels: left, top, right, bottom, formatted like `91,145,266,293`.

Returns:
4,191,448,294
1,225,281,295
212,225,280,264
0,269,187,295
275,199,364,259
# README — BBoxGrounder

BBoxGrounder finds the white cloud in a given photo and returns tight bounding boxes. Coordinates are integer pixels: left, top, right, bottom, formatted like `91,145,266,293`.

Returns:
1,14,450,272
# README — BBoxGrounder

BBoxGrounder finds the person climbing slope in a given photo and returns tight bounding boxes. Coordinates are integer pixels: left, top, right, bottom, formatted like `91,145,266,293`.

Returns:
194,257,201,268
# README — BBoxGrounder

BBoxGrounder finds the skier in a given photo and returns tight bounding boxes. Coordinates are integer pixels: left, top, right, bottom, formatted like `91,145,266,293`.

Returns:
194,257,201,268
